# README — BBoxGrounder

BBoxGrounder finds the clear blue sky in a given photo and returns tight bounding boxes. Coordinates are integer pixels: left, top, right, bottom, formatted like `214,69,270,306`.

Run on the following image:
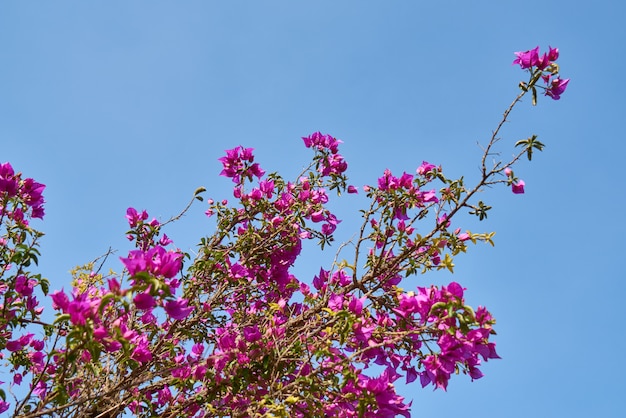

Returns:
1,2,624,417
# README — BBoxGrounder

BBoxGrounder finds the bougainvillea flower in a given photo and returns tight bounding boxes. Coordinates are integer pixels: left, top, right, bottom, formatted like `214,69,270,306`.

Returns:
512,180,525,194
133,290,156,310
131,335,152,363
0,162,18,195
302,132,342,154
512,46,540,69
545,78,570,100
416,161,436,176
164,298,193,320
125,207,148,227
50,290,70,311
547,46,559,61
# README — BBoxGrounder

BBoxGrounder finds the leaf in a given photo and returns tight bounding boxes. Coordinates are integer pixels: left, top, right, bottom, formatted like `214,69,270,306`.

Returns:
40,277,50,295
519,81,528,92
53,313,71,325
442,253,455,273
98,293,116,315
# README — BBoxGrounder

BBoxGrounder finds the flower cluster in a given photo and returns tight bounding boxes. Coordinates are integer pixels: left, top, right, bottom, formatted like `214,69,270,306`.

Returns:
218,145,265,184
396,283,500,390
513,45,569,100
0,47,566,417
302,132,348,176
0,164,48,414
0,162,45,222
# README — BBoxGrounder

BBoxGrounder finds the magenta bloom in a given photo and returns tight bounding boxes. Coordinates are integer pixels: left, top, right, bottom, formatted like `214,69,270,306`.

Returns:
513,46,540,69
417,161,436,176
131,335,153,363
120,250,149,276
512,180,525,194
0,162,19,196
148,246,183,279
164,298,193,320
50,290,70,311
125,207,148,227
133,290,156,310
218,146,264,183
547,46,559,61
21,178,46,207
15,275,36,296
302,132,342,154
5,339,24,352
120,246,182,279
67,296,92,325
545,78,570,100
243,325,262,343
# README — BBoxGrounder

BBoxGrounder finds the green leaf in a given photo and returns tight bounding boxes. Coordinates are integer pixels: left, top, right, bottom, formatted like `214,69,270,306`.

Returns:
468,201,492,220
98,293,116,314
519,81,528,92
442,253,455,273
40,277,50,295
429,301,447,315
53,313,71,325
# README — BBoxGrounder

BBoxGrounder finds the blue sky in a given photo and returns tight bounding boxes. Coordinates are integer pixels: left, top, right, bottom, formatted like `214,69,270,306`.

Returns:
1,1,624,417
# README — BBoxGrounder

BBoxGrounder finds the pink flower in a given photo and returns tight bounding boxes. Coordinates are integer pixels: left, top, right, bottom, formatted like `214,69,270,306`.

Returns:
259,179,275,198
327,293,344,311
21,178,46,215
545,78,570,100
457,232,470,241
547,46,559,61
218,146,264,183
131,335,152,363
126,207,148,227
5,339,24,352
15,275,35,296
120,250,148,276
322,218,340,235
302,132,342,154
120,247,182,279
243,325,262,343
50,290,70,311
417,161,436,176
512,180,525,194
149,247,183,279
67,296,92,325
513,46,540,69
0,162,18,196
165,298,193,320
133,290,155,310
310,210,325,223
320,154,347,176
348,296,364,316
